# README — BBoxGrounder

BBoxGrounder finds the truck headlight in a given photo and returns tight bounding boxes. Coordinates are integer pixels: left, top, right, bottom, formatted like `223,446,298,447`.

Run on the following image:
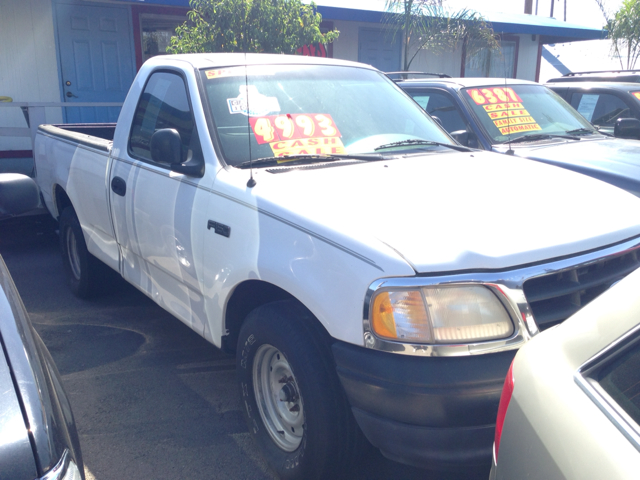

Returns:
371,285,514,344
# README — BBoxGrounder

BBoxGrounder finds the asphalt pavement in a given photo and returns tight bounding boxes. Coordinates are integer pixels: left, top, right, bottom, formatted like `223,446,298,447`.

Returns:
0,215,489,480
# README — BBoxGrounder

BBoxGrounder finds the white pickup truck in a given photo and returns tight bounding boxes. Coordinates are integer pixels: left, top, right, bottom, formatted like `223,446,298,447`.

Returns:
34,53,640,478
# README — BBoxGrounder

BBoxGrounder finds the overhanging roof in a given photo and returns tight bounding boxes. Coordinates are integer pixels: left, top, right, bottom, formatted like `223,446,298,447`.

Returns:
107,0,606,43
310,0,606,43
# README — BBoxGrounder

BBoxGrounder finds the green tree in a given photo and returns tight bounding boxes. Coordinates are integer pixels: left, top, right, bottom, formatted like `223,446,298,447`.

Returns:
607,0,640,69
167,0,338,54
383,0,498,72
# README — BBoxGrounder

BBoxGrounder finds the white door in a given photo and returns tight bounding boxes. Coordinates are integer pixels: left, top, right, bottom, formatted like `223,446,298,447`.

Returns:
109,70,212,335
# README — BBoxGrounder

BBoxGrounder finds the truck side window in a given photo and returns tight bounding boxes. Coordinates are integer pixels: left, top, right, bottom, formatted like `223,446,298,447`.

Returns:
570,92,634,126
411,92,467,133
129,71,203,163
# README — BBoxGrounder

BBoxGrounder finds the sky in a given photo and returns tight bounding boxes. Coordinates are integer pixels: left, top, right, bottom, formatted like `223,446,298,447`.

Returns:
443,0,623,29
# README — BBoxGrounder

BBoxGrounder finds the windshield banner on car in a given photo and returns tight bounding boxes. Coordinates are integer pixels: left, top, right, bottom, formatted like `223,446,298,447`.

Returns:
249,113,345,157
205,66,277,79
466,87,542,135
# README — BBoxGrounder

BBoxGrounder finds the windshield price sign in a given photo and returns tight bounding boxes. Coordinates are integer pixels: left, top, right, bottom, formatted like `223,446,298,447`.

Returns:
467,88,542,135
249,113,345,156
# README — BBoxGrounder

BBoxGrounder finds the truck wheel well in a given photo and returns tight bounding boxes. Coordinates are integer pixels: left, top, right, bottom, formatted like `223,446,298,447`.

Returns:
222,281,329,355
54,185,72,220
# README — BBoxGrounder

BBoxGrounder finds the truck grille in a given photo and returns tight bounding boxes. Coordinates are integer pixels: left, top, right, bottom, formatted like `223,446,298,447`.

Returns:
523,248,640,331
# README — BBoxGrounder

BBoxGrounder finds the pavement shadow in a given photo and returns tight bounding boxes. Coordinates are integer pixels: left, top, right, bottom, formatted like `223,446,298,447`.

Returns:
35,323,146,375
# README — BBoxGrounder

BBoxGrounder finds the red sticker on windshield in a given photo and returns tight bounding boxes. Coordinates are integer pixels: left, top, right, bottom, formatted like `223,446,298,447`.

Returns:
249,114,341,144
467,88,542,135
249,113,344,157
466,87,522,105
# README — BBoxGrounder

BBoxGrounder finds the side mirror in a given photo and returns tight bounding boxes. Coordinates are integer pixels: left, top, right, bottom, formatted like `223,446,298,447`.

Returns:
614,118,640,139
150,128,182,165
450,129,479,148
150,129,204,177
0,174,40,217
450,130,469,146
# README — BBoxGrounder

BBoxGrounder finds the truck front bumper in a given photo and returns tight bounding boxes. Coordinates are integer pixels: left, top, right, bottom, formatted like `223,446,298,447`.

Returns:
332,341,516,470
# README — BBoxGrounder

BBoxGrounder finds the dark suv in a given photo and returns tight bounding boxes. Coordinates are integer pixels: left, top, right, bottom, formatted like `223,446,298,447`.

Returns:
546,81,640,137
395,76,640,196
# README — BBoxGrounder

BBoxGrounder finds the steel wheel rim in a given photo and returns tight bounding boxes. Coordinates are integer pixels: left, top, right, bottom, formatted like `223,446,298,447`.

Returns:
253,344,304,452
65,227,82,280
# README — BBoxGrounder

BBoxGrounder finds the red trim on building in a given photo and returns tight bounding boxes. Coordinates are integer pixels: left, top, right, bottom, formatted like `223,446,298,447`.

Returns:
295,21,335,58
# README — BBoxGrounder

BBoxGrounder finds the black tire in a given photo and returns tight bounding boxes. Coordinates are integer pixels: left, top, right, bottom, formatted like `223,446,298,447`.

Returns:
59,206,103,298
237,300,363,480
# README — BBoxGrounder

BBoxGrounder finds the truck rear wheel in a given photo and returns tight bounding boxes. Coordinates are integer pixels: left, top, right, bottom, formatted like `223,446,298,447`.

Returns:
59,207,102,298
237,300,362,480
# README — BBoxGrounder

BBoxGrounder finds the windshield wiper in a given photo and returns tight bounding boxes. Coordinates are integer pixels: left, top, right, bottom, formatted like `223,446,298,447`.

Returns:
235,153,384,169
373,139,471,152
496,133,580,144
565,127,597,135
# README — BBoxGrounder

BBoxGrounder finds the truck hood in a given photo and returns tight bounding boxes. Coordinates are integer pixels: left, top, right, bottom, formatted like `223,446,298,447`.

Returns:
502,136,640,197
252,150,640,273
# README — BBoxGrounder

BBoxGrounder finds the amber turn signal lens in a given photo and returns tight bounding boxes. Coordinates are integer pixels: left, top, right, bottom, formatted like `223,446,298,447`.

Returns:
371,291,397,339
371,290,431,342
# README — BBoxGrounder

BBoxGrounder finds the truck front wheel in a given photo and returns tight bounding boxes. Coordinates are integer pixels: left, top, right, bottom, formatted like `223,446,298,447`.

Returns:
59,207,101,298
237,300,361,479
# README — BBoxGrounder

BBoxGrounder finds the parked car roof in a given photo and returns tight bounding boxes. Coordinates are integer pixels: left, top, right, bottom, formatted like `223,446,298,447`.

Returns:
548,70,640,83
546,81,640,92
142,52,373,71
394,76,537,89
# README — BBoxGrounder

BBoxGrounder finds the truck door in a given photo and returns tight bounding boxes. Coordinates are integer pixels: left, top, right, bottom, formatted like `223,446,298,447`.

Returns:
109,70,213,335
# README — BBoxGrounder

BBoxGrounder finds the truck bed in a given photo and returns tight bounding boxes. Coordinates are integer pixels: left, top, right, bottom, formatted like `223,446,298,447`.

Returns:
37,124,115,152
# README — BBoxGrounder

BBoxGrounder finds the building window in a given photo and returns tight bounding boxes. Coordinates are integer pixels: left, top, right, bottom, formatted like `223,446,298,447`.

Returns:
132,6,189,70
140,14,184,63
463,36,519,78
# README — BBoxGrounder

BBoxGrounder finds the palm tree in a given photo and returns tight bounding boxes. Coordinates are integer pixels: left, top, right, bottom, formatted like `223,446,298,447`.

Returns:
384,0,498,71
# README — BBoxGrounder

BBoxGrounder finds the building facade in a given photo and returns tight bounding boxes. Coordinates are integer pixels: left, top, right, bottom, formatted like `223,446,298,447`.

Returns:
0,0,603,155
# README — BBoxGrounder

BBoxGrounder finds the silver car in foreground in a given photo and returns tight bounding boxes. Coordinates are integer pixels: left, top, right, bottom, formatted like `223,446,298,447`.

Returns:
490,265,640,479
0,174,84,479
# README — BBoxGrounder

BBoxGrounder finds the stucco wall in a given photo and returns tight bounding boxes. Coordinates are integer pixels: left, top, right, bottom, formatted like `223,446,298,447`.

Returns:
516,34,541,80
0,0,62,151
332,19,398,64
331,21,539,81
406,45,466,77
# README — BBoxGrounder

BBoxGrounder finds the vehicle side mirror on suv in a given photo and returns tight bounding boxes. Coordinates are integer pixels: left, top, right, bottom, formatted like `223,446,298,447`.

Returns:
614,118,640,139
0,174,39,218
450,130,479,148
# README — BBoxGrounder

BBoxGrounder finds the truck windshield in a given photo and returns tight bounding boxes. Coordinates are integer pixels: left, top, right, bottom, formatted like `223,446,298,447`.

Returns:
200,64,453,166
460,84,596,144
